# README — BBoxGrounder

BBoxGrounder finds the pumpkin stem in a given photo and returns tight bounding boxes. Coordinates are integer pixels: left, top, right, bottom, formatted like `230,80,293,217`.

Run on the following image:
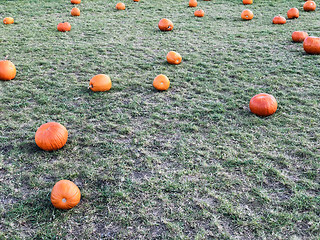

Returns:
88,84,93,89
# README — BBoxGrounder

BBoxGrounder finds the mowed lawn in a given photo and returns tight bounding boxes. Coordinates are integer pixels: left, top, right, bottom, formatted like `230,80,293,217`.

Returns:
0,0,319,239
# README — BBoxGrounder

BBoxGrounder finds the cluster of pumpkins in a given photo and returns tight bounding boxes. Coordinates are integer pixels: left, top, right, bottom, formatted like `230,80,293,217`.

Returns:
241,0,320,54
2,0,301,210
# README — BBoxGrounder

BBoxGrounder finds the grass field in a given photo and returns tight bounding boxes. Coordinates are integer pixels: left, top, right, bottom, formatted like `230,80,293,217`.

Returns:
0,0,319,239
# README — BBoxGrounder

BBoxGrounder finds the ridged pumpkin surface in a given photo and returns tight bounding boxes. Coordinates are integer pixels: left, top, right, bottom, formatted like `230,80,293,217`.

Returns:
51,180,81,210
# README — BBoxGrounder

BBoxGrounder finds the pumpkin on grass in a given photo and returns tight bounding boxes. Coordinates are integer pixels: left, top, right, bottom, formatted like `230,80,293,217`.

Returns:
167,51,182,65
189,0,197,7
153,74,170,91
249,93,277,116
292,31,308,42
89,74,112,92
3,17,14,24
133,0,140,2
51,180,81,210
116,3,125,10
0,60,16,81
303,1,316,11
194,9,205,17
303,36,320,54
241,10,253,20
35,122,68,151
158,18,173,31
57,22,71,32
243,0,253,4
273,15,286,24
71,0,81,4
287,8,299,19
71,7,80,16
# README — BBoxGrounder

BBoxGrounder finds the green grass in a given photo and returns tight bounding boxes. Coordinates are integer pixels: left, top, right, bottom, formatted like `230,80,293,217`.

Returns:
0,0,319,239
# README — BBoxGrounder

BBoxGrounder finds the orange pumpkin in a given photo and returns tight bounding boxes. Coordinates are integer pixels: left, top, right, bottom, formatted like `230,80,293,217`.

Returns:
153,74,170,91
57,22,71,32
133,0,140,1
51,180,81,210
249,93,277,116
167,51,182,65
116,3,125,10
0,60,16,81
3,17,14,24
243,0,253,4
273,15,286,24
194,9,205,17
303,36,320,54
287,8,299,19
292,31,308,42
241,9,253,20
189,0,197,7
35,122,68,151
71,0,81,4
304,1,316,11
89,74,112,92
71,7,80,16
158,18,174,31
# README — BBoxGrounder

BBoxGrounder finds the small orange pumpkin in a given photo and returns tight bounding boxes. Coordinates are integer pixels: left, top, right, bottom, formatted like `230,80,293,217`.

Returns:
273,15,286,24
3,17,14,24
194,9,205,17
249,93,277,116
35,122,68,151
71,7,80,16
287,8,299,19
189,0,197,7
303,36,320,54
241,9,253,20
71,0,81,4
167,51,182,65
51,180,81,210
304,1,316,11
153,74,170,91
57,22,71,32
116,2,125,10
158,18,174,31
243,0,253,4
292,31,308,42
133,0,140,1
89,74,112,92
0,60,16,81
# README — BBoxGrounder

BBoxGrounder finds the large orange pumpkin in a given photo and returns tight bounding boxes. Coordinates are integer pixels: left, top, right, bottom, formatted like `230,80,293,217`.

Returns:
158,18,173,31
57,22,71,32
3,17,14,24
241,10,253,20
51,180,81,210
0,60,16,81
287,8,299,19
167,51,182,65
35,122,68,151
292,31,308,42
116,2,125,10
273,15,286,24
303,36,320,54
89,74,112,92
243,0,253,4
71,0,81,4
71,7,80,16
153,74,170,91
194,9,205,17
303,1,316,11
189,0,197,7
249,93,277,116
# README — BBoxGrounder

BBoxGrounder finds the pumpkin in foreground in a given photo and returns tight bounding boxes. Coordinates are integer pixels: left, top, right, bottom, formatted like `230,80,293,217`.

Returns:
51,180,81,210
292,31,308,43
167,51,182,65
249,93,277,116
303,36,320,54
303,1,316,11
3,17,14,24
241,10,253,20
153,74,170,91
35,122,68,151
57,22,71,32
116,3,125,10
189,0,197,7
0,60,16,81
71,7,80,16
89,74,112,92
158,18,174,31
194,9,205,17
287,8,299,19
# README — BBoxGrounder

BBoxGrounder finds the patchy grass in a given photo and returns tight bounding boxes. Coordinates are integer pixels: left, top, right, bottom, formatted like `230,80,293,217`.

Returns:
0,0,319,239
